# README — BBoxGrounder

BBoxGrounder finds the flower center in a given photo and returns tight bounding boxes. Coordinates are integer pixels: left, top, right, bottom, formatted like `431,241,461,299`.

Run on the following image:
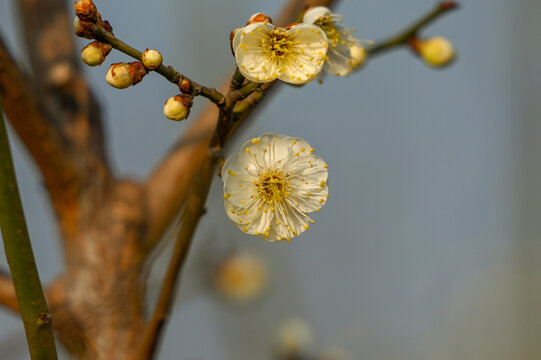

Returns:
262,29,294,59
256,170,290,203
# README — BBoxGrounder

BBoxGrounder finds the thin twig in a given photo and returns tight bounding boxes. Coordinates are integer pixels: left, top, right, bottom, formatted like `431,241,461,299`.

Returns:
139,155,216,360
229,81,263,102
91,24,225,105
367,2,459,56
0,98,58,359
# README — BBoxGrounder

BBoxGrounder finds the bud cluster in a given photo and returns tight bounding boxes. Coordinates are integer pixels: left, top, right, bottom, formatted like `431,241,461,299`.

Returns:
73,1,191,121
74,0,98,23
73,0,112,39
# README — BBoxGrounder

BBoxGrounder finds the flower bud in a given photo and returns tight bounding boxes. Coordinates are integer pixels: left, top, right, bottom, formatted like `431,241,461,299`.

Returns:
74,0,97,23
246,12,273,25
163,94,192,121
105,62,147,89
73,16,94,39
81,41,112,66
417,36,455,67
74,17,84,34
141,49,163,70
349,45,367,68
179,78,193,94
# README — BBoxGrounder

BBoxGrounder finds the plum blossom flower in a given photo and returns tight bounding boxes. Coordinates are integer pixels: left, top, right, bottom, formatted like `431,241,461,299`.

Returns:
232,20,328,84
222,133,329,242
303,6,369,76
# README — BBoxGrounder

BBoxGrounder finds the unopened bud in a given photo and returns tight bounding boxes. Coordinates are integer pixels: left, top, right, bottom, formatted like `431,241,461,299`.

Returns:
81,41,112,66
74,0,97,23
105,62,147,89
163,95,192,121
349,45,366,68
74,17,84,33
246,13,273,25
73,16,94,39
179,78,193,94
141,49,163,70
417,36,455,67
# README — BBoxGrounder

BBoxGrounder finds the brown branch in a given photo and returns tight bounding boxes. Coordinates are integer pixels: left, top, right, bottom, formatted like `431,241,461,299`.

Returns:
0,0,112,242
0,36,90,239
90,24,225,106
143,0,337,250
139,156,215,360
0,270,18,312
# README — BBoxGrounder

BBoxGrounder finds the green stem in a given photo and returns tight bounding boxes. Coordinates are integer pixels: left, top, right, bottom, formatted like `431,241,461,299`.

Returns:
230,68,246,89
229,81,262,102
92,24,225,105
0,98,58,359
367,2,458,56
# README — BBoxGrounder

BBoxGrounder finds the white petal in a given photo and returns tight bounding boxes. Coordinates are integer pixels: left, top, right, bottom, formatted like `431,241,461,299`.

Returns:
224,176,258,208
234,23,277,83
282,202,312,236
324,44,356,76
236,50,276,83
288,23,328,50
272,203,297,239
279,24,328,84
262,227,283,242
244,133,297,169
245,203,273,234
260,133,294,166
289,155,328,183
233,22,271,54
290,137,313,158
287,154,329,212
222,152,258,183
303,6,331,25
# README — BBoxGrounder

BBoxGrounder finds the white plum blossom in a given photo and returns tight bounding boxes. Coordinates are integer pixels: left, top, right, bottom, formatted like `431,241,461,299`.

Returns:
232,21,328,84
222,133,329,242
303,6,369,76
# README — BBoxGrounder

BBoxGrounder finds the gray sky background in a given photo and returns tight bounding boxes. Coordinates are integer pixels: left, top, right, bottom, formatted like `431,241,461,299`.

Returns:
1,0,540,359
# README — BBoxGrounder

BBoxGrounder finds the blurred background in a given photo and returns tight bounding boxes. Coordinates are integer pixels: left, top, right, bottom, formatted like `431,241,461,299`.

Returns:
1,0,540,359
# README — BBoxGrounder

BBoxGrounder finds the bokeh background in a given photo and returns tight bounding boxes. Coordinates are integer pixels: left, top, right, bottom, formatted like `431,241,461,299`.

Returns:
1,0,541,359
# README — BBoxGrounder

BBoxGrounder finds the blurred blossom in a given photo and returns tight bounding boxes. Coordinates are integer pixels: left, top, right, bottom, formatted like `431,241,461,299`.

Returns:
275,317,314,357
214,251,267,302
